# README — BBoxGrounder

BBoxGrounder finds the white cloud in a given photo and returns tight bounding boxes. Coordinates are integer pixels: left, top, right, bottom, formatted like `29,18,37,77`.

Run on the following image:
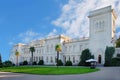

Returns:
47,29,58,37
17,29,58,43
18,30,42,43
52,0,120,38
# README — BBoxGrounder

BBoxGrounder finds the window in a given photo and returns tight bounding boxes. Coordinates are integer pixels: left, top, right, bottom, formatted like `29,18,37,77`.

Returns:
50,56,53,63
41,56,43,60
34,56,35,61
55,57,57,63
80,45,82,51
73,56,75,63
51,44,53,52
47,45,49,52
64,56,66,62
36,57,38,62
46,56,48,63
69,56,70,61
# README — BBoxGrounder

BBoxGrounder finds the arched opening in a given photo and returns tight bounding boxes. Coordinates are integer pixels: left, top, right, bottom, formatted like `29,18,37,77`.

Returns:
98,55,101,64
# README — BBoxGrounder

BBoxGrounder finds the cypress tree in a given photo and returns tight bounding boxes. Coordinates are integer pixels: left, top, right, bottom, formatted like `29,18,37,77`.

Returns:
0,54,2,68
104,46,115,66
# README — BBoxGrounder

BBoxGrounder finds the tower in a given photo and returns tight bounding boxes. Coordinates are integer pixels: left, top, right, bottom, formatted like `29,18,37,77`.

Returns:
89,6,117,64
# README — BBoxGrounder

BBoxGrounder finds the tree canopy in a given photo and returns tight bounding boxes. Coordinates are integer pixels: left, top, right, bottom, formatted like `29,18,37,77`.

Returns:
55,44,62,52
116,37,120,47
104,46,115,66
79,49,93,66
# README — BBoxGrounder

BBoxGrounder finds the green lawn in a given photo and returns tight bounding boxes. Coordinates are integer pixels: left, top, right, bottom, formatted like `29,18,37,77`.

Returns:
0,66,100,75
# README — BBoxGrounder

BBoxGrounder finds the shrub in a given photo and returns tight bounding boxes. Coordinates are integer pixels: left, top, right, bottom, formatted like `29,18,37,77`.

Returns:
65,60,72,66
23,61,28,65
3,60,13,67
111,57,120,66
0,63,2,68
38,60,44,65
32,61,37,65
57,60,63,66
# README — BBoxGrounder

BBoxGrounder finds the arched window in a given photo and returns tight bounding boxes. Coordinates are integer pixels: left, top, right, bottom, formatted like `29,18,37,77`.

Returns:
34,56,35,61
41,56,43,60
99,21,102,30
51,44,53,52
50,56,53,63
69,56,70,61
47,45,49,52
73,56,75,63
64,56,66,62
55,56,57,63
46,56,48,63
98,55,101,63
36,57,38,62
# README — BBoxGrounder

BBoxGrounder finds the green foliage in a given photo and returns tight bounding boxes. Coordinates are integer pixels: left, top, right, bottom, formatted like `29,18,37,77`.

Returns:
65,60,72,66
55,44,61,52
3,60,13,67
23,61,28,65
32,61,37,65
111,57,120,66
57,60,63,66
116,37,120,47
91,55,95,59
0,54,2,68
104,46,115,66
15,50,20,56
38,60,44,65
78,49,92,66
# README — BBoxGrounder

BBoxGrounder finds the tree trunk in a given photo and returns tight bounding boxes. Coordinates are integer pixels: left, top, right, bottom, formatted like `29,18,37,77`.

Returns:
16,56,18,66
31,52,33,65
57,51,59,67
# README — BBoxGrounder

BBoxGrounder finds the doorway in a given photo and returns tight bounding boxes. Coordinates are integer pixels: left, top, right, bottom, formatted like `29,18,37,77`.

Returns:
98,55,101,64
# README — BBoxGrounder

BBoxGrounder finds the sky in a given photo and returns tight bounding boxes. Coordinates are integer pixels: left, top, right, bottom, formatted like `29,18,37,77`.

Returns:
0,0,120,62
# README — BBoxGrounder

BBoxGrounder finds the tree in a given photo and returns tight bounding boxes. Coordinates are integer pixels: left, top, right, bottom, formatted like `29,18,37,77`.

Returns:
104,46,115,66
0,54,2,68
29,46,35,65
78,49,92,66
116,37,120,47
15,50,20,66
55,44,62,67
3,60,13,67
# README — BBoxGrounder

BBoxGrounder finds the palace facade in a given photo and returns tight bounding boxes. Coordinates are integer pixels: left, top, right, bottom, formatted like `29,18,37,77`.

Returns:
9,6,117,65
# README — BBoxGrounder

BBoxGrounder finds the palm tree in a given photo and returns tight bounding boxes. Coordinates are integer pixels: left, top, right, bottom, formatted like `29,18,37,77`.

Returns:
55,44,62,67
29,46,35,65
15,50,20,66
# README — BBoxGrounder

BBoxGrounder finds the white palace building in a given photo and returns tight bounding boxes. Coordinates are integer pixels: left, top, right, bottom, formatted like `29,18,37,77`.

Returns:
9,6,118,65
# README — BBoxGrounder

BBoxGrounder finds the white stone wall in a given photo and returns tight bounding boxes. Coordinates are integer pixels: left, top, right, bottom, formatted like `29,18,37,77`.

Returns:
9,6,117,65
89,6,116,64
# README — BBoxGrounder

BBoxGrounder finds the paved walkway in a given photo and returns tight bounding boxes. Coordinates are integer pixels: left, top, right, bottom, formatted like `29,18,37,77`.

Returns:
0,67,120,80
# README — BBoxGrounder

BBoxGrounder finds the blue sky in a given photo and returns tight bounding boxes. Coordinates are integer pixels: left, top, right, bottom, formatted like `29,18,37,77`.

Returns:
0,0,120,61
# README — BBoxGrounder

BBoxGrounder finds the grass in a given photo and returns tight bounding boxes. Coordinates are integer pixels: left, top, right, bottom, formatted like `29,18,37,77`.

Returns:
0,66,100,75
